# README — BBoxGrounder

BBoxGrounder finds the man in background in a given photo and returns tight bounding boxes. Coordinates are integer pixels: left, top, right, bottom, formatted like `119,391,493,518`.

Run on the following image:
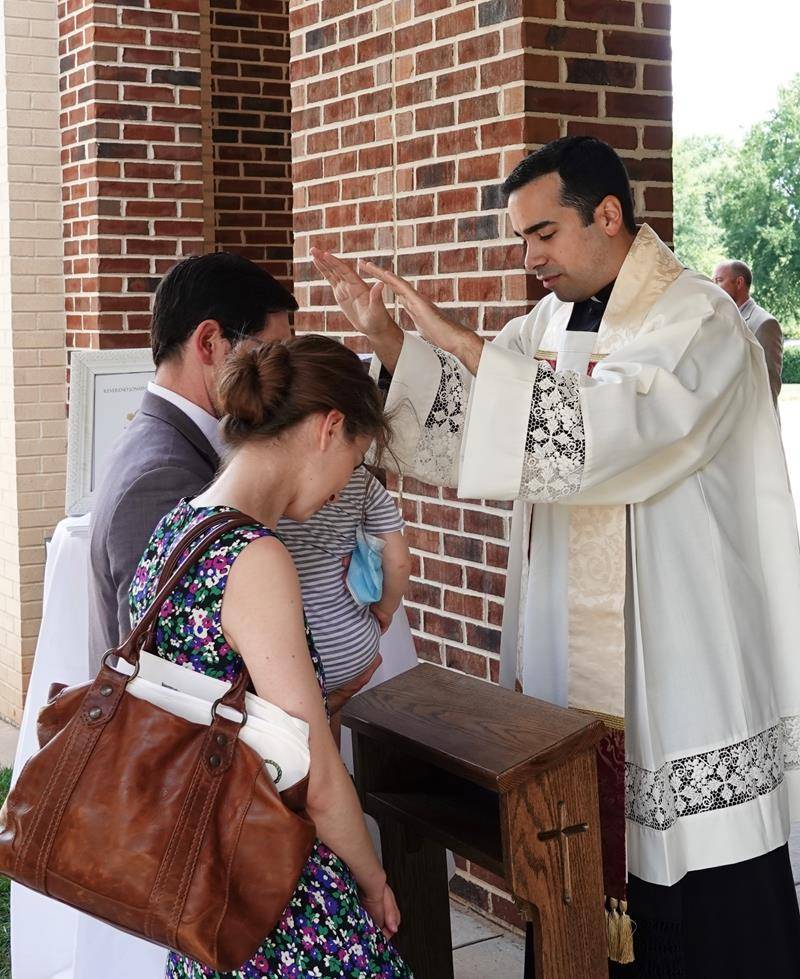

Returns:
714,259,783,404
88,252,297,670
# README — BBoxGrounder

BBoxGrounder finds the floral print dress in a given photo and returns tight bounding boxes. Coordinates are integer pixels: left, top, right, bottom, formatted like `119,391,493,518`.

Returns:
129,499,413,979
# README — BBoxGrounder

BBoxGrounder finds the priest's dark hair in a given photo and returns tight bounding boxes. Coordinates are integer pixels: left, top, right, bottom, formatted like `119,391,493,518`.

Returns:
150,252,298,366
501,137,637,235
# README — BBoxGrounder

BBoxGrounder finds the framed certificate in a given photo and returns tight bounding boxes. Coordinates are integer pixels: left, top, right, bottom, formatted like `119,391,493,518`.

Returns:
66,348,155,516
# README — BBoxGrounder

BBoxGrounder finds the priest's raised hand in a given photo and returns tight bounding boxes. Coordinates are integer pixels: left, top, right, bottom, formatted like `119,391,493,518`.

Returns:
311,248,484,375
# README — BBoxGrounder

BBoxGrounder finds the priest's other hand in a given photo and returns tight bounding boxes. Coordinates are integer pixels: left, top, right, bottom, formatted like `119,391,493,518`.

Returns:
311,248,396,339
359,259,486,375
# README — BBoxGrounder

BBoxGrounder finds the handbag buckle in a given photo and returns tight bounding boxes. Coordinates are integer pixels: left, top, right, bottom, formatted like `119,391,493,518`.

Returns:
211,692,247,728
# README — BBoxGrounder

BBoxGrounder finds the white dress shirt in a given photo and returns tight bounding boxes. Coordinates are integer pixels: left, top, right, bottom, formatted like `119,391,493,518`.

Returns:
147,382,225,456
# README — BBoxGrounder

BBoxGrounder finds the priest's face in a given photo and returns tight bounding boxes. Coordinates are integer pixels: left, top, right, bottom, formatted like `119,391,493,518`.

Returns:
508,171,624,303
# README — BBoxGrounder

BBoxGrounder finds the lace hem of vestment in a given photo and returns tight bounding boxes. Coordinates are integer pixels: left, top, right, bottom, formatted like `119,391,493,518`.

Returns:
626,716,800,831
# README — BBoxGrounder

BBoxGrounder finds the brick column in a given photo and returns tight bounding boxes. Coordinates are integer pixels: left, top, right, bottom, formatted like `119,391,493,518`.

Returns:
59,0,209,350
210,0,294,284
0,0,68,722
290,0,672,927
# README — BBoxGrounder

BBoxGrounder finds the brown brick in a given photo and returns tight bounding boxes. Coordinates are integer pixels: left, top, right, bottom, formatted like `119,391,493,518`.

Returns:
525,87,598,117
397,194,435,220
524,22,597,53
458,276,502,302
341,66,375,96
645,186,672,212
566,57,636,87
486,543,509,569
482,117,525,148
436,68,478,101
396,21,432,51
407,580,443,608
466,622,501,654
445,645,488,678
603,30,671,61
607,92,672,121
418,44,453,75
397,251,435,276
482,242,524,270
644,63,672,92
397,78,433,108
438,188,478,215
458,93,498,124
423,557,464,587
566,120,638,150
487,600,504,626
439,246,478,273
442,533,483,562
643,125,671,151
466,567,506,596
490,892,525,931
565,0,635,25
398,135,435,164
444,590,484,620
436,7,475,39
643,2,671,29
416,102,455,131
321,44,355,72
425,611,464,642
437,128,479,157
421,501,460,530
458,153,501,183
463,509,506,538
450,873,490,911
356,32,391,61
415,636,442,664
417,220,456,246
458,32,500,64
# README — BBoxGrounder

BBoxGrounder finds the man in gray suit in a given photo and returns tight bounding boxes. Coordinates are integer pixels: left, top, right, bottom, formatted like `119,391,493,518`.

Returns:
88,252,296,669
714,259,783,405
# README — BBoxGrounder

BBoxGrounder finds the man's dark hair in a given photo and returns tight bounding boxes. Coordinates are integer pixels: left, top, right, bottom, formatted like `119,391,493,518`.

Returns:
150,252,298,366
501,137,637,234
727,260,752,290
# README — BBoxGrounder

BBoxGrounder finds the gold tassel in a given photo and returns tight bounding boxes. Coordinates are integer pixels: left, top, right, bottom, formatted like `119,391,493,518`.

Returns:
605,896,636,964
606,897,621,962
616,899,635,964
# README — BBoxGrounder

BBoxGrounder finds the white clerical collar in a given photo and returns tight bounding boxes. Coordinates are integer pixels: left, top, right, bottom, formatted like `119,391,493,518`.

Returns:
147,382,225,456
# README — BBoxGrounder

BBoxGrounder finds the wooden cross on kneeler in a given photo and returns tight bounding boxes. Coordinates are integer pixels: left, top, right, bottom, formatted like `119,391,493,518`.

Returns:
341,664,609,979
538,801,589,905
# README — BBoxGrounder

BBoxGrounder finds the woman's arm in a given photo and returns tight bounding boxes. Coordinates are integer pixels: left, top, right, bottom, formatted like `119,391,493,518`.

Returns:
221,535,399,935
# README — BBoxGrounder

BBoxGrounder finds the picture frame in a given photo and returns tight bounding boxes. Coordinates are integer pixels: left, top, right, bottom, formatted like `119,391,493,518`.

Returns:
66,348,155,516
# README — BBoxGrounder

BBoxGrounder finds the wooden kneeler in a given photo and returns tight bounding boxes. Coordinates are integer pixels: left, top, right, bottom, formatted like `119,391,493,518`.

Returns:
342,664,607,979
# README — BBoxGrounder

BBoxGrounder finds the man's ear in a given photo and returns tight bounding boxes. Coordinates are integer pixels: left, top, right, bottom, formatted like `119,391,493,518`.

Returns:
595,195,624,237
192,319,227,366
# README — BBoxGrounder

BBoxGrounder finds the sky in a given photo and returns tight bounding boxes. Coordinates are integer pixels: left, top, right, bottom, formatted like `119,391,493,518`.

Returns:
672,0,800,141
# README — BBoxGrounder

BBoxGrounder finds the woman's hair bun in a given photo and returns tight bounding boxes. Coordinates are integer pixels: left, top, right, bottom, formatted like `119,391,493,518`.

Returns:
218,339,292,429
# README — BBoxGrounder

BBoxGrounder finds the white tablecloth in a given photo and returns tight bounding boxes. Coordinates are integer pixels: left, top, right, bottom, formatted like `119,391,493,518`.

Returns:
11,515,418,979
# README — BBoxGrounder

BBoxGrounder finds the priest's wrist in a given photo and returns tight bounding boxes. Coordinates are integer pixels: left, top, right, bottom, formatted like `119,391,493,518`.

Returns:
452,329,485,375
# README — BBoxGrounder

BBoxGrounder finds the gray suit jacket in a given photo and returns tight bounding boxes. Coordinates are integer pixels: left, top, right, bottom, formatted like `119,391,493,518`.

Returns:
88,391,220,672
740,297,783,404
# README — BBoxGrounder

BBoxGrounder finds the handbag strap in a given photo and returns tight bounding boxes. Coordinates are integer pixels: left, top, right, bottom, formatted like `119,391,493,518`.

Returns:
114,511,260,707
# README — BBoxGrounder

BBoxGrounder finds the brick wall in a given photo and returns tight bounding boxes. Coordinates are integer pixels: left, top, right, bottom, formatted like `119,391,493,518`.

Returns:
0,0,68,722
210,0,294,284
290,0,672,927
58,0,209,351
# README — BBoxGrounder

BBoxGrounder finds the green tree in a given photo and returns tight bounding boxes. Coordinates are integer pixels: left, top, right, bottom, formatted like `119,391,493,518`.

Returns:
714,76,800,323
673,134,731,275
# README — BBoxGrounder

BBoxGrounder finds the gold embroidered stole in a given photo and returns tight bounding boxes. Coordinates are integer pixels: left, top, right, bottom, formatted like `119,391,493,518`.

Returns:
536,225,684,725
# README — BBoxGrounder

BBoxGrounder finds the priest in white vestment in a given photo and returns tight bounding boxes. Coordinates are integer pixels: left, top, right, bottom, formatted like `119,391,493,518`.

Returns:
312,137,800,978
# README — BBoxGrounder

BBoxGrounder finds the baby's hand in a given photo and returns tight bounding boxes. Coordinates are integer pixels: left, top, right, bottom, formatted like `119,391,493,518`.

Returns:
370,605,392,634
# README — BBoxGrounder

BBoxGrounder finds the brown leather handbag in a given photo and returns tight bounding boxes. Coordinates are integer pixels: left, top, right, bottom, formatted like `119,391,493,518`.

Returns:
0,511,316,972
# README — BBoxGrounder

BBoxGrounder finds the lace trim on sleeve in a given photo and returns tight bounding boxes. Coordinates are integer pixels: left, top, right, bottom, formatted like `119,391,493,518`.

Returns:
415,347,465,486
519,360,585,502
